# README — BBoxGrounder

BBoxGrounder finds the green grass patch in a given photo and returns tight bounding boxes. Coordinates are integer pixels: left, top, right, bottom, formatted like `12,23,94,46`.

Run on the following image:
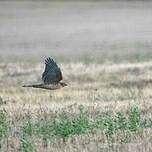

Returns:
21,106,152,144
0,106,152,150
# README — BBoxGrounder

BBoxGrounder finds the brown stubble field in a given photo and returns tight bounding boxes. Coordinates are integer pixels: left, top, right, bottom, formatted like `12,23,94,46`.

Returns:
0,60,152,151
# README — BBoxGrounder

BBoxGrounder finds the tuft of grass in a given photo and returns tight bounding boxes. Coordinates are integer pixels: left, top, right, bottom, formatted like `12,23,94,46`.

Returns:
0,110,9,149
128,106,141,132
20,137,35,152
20,121,35,152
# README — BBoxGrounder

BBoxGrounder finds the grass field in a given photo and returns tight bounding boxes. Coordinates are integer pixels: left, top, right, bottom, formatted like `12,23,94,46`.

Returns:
0,1,152,151
0,60,152,151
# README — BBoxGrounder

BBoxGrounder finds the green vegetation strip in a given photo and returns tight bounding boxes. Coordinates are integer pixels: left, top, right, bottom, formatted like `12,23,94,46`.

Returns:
0,111,9,149
0,106,152,151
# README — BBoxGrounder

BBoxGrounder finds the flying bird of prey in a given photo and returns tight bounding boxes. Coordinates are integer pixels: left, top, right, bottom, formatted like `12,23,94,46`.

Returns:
23,57,67,90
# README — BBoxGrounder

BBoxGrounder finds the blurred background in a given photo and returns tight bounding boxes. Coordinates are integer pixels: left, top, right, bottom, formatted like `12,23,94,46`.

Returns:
0,0,152,63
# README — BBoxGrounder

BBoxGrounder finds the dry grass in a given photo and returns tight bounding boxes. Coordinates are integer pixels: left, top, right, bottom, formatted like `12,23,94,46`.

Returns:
0,61,152,152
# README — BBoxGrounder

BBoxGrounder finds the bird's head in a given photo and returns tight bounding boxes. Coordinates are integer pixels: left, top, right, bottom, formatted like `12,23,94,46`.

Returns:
60,82,68,87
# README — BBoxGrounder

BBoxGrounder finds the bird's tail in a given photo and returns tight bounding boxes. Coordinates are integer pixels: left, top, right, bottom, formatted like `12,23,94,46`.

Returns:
22,83,60,90
22,84,43,88
22,84,34,87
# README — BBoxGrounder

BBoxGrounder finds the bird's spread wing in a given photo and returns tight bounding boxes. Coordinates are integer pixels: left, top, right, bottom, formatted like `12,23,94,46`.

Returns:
42,57,62,84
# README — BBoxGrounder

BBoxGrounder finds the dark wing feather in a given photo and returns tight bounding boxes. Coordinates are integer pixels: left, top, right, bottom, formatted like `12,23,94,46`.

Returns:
42,57,62,84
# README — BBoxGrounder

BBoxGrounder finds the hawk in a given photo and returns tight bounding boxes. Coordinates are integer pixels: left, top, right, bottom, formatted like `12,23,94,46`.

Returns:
23,57,67,90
